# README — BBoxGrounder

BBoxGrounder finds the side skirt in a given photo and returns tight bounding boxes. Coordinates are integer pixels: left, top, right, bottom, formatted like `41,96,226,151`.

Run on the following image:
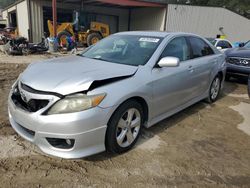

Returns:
146,92,209,128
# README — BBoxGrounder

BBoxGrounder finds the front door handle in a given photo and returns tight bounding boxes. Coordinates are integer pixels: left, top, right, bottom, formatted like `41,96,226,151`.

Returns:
188,66,194,73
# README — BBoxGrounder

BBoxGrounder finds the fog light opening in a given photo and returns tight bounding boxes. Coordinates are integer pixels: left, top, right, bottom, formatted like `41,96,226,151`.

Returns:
46,138,75,149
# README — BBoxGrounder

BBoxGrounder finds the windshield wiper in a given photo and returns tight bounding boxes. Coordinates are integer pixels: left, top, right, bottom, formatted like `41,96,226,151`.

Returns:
76,53,84,57
91,57,110,62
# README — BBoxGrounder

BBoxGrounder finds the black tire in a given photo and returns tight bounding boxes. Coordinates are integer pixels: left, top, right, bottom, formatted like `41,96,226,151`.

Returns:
57,31,72,48
87,32,102,46
22,48,31,55
206,75,222,103
105,100,144,154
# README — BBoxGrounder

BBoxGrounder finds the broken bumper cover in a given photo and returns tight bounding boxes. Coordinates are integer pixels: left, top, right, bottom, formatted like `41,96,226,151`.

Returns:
8,97,115,159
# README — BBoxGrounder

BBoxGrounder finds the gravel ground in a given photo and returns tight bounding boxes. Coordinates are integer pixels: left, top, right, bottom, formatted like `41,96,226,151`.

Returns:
0,53,250,188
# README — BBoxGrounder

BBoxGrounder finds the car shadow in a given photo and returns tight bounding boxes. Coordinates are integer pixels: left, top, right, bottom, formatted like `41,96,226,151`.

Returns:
85,79,249,162
228,76,248,85
223,81,239,96
223,76,249,97
84,100,218,162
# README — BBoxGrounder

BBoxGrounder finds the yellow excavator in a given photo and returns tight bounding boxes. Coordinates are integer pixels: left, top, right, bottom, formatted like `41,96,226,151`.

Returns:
47,11,110,47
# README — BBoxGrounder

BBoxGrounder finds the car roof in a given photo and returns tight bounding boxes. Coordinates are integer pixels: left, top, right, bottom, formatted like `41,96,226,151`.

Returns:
115,31,183,38
215,38,231,43
114,31,213,42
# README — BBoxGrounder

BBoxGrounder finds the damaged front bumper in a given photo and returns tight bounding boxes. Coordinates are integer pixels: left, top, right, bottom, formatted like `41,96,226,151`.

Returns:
8,82,116,159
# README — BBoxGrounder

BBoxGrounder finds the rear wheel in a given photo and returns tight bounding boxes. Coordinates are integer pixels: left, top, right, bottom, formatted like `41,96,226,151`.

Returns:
87,33,102,46
206,75,222,103
106,100,144,154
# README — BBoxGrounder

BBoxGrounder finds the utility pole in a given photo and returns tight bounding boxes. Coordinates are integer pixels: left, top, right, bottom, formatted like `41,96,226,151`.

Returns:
52,0,57,38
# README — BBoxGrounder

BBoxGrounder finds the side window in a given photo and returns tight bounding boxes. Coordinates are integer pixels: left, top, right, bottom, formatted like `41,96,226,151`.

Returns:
217,41,225,48
224,41,232,48
217,41,232,49
161,37,190,61
189,37,214,58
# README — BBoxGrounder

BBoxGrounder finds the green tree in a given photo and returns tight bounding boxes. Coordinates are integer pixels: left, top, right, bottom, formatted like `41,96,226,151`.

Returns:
178,0,250,19
0,0,17,8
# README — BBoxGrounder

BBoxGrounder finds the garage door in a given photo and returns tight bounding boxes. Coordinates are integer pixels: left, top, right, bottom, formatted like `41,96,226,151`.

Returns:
83,13,118,34
95,14,118,34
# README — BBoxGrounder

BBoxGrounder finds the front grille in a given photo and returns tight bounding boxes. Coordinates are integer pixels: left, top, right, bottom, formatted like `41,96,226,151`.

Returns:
227,57,250,67
11,84,49,112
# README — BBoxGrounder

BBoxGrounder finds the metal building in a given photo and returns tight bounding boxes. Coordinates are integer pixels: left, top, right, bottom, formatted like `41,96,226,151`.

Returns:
1,1,250,43
0,8,2,19
166,4,250,42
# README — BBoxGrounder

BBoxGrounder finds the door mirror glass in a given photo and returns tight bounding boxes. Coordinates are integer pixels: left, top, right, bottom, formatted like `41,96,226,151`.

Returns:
158,57,180,68
217,46,222,50
239,43,245,47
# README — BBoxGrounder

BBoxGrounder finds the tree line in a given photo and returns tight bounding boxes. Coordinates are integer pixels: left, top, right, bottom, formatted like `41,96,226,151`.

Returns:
0,0,16,8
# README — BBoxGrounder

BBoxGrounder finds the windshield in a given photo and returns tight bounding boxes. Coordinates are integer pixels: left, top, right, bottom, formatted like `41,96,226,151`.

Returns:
81,35,163,66
244,41,250,48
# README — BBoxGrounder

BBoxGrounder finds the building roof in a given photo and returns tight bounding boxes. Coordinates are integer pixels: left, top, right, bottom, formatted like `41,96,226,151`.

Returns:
60,0,164,7
92,0,164,7
3,0,165,10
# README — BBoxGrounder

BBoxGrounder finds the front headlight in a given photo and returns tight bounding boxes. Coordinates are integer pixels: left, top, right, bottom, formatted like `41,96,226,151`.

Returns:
47,93,106,115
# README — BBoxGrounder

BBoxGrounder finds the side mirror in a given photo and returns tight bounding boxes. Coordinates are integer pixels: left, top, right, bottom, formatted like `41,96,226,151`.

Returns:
158,57,180,68
217,46,222,50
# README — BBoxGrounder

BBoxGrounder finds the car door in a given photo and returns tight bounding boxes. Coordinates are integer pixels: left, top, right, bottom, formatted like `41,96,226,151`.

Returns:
187,36,218,97
151,36,197,117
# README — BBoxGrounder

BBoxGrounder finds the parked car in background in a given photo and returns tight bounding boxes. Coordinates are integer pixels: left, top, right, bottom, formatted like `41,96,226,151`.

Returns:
233,41,245,48
8,32,226,159
207,38,233,52
225,40,250,80
239,40,250,47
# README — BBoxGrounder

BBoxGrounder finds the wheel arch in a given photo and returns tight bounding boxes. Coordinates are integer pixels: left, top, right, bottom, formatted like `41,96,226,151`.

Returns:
108,96,149,126
218,71,224,80
128,96,149,125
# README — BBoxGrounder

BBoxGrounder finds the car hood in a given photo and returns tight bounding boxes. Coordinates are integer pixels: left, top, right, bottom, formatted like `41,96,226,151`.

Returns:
20,56,138,95
226,47,250,58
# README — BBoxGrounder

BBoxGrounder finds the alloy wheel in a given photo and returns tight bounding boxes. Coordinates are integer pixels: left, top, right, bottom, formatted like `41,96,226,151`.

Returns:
210,77,220,100
116,108,141,148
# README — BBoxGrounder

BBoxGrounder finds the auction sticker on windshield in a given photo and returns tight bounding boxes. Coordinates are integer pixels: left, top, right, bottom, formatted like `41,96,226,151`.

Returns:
139,38,160,43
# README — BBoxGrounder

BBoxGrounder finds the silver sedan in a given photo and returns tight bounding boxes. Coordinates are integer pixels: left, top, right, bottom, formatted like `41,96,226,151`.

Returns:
8,31,226,158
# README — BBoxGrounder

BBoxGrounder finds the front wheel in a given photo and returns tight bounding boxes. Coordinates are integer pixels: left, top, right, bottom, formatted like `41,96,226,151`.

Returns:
206,75,222,103
106,100,144,154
